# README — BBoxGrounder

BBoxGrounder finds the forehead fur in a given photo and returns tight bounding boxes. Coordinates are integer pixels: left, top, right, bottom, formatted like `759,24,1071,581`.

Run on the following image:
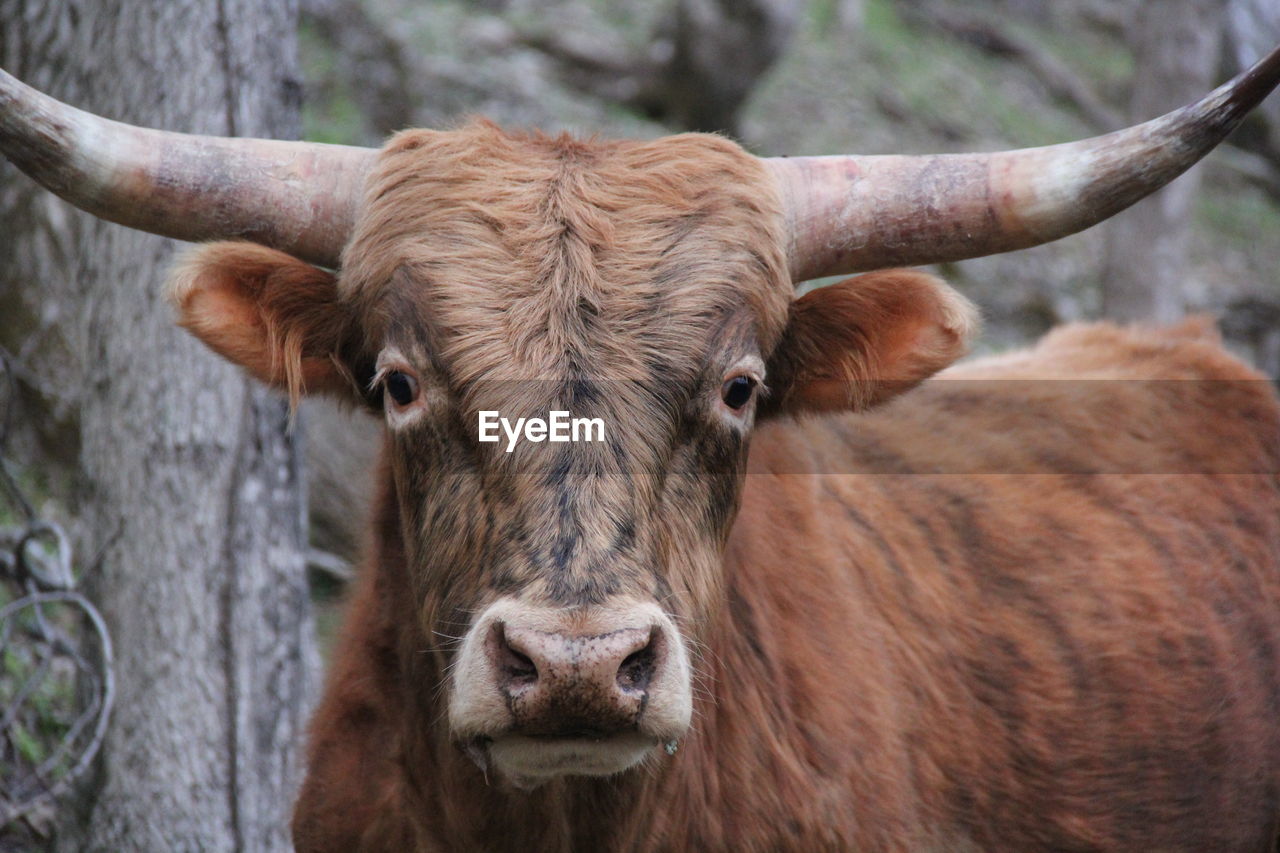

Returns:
338,119,791,384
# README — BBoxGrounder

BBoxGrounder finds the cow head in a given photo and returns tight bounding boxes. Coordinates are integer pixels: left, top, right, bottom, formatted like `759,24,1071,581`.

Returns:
169,122,974,787
2,46,1277,787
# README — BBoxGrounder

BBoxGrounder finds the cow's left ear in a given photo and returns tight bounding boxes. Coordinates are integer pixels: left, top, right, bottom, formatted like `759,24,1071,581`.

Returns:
761,269,977,418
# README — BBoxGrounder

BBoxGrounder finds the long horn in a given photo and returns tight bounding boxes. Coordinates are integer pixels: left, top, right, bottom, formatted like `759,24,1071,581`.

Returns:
0,68,377,268
769,44,1280,284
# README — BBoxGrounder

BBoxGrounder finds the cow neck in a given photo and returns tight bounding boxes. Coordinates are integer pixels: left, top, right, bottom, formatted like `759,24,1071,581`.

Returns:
365,457,809,850
366,470,685,851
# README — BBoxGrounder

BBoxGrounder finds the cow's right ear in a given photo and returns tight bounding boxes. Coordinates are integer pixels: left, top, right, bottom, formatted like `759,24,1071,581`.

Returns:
169,242,356,403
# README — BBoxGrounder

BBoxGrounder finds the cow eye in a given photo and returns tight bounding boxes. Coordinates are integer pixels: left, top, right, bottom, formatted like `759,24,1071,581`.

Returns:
384,371,419,407
721,375,756,410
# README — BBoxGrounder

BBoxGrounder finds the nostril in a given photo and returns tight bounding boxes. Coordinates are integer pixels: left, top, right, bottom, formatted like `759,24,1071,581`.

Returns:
490,623,538,688
616,632,659,693
616,648,653,691
502,646,538,685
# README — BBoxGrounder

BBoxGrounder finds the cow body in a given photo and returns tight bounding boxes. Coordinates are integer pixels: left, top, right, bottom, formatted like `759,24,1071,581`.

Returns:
297,318,1280,852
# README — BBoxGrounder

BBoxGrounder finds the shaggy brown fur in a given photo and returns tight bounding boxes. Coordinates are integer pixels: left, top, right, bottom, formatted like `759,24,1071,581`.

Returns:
172,120,1280,852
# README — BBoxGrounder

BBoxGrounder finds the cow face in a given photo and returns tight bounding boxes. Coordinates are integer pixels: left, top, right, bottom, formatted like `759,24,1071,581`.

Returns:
170,121,974,788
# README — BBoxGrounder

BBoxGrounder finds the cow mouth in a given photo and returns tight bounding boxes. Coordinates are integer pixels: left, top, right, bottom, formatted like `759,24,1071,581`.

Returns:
462,731,662,789
448,597,695,789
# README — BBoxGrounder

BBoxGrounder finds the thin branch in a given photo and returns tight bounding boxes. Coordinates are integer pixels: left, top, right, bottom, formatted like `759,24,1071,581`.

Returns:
306,548,354,584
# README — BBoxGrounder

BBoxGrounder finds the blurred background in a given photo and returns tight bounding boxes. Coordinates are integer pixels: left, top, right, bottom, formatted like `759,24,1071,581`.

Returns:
1,0,1278,848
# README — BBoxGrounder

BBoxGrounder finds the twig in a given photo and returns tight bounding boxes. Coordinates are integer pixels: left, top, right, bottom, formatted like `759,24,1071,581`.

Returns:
306,548,354,584
0,591,114,827
0,346,115,831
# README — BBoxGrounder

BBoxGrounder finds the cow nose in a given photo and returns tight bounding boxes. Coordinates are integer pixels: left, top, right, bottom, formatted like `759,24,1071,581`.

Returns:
487,622,661,737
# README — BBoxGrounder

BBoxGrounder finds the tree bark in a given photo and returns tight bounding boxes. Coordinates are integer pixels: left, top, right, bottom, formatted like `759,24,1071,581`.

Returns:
0,2,317,850
1099,0,1224,323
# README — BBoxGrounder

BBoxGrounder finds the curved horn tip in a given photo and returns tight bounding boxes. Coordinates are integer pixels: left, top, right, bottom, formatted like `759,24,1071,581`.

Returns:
769,40,1280,284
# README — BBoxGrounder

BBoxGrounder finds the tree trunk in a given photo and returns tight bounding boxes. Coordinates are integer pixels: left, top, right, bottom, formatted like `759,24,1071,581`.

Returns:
0,2,317,850
1099,0,1224,323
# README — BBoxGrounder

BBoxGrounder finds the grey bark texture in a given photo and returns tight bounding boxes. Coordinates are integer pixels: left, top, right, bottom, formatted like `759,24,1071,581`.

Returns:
1099,0,1225,323
0,1,318,850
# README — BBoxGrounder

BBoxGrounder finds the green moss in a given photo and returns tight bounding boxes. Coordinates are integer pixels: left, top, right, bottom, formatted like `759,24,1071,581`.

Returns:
859,0,908,43
299,20,368,146
11,722,44,765
303,89,367,146
308,567,349,662
768,0,1091,156
1198,183,1280,271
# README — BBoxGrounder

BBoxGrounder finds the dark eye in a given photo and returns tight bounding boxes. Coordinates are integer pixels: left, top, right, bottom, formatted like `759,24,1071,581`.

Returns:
721,375,756,410
384,371,419,407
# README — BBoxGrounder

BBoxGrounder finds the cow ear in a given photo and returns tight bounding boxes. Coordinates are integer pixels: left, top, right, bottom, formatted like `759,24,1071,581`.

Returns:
761,269,977,417
169,241,358,404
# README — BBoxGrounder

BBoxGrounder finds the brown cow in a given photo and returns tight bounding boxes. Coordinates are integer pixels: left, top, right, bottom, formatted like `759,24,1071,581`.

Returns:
3,46,1280,852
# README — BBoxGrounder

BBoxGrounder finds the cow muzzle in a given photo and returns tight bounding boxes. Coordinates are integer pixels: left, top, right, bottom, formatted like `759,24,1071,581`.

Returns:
448,598,692,788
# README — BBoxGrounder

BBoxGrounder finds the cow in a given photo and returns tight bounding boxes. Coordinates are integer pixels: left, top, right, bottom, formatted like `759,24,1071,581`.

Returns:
3,43,1280,852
